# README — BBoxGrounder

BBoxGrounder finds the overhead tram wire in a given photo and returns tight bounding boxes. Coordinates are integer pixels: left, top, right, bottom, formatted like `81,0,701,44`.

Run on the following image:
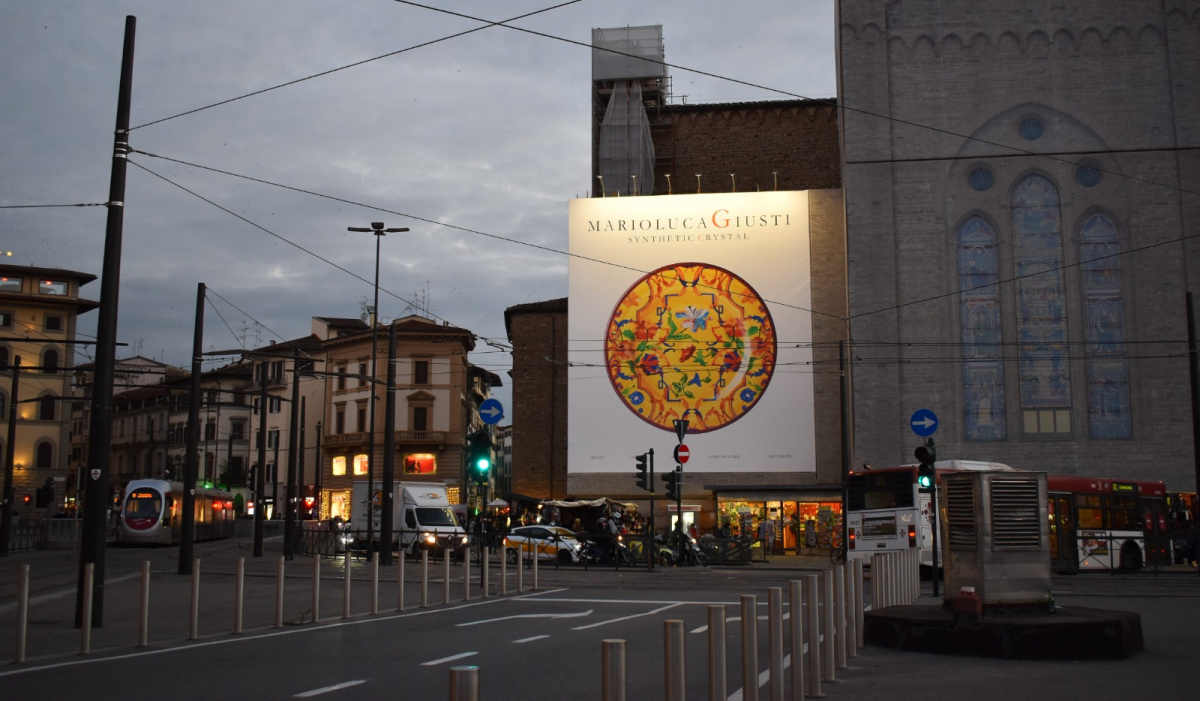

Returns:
127,0,583,132
129,149,837,323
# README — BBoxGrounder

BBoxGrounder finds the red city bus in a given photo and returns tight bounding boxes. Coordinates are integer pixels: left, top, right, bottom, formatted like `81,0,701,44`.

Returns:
1047,475,1170,573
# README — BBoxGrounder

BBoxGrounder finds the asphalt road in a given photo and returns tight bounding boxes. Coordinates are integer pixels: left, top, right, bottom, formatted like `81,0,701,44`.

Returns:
1,541,1198,700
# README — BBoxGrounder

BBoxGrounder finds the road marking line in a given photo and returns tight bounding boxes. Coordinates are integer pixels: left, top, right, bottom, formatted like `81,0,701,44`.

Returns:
512,635,550,644
295,680,366,697
457,610,592,627
421,651,477,666
572,602,684,631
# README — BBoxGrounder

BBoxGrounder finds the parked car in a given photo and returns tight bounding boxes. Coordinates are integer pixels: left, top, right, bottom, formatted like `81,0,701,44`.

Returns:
504,525,586,564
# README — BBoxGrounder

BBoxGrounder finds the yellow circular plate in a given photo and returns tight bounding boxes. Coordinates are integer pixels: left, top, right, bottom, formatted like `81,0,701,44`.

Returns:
604,263,777,433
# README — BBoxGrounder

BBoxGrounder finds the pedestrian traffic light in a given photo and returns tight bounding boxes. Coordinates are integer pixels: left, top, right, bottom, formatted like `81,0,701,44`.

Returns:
469,430,491,479
635,452,650,491
915,439,936,490
662,468,682,502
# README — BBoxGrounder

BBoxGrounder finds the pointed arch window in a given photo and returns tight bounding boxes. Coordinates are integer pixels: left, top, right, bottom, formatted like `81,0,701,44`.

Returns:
958,215,1006,440
1079,212,1132,438
1012,174,1072,436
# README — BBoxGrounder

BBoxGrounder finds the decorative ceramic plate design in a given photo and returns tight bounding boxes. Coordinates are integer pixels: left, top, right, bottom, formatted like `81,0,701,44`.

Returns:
604,263,777,433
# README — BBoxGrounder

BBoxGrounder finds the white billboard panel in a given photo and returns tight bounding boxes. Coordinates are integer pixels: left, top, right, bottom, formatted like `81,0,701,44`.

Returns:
568,191,815,474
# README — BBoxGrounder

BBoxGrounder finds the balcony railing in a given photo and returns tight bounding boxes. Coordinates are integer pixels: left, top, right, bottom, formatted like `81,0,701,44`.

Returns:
395,430,446,445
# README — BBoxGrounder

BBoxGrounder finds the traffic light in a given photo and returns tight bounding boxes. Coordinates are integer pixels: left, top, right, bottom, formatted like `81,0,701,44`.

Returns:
469,430,492,479
915,439,936,490
635,453,650,491
662,468,682,502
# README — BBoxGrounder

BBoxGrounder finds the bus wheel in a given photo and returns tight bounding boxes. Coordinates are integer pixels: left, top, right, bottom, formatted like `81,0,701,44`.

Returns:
1119,542,1143,572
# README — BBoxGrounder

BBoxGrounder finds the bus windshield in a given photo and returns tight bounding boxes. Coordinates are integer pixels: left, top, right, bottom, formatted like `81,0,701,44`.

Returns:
848,470,916,511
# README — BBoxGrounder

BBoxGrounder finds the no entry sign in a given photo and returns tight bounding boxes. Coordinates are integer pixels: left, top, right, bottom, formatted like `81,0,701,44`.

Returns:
674,444,690,464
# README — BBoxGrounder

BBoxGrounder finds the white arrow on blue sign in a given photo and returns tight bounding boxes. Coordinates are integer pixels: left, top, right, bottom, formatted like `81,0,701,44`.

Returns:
479,398,504,425
910,408,938,437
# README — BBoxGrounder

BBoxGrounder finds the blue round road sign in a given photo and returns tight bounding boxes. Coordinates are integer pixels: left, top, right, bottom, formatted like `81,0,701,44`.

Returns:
479,398,504,425
910,408,938,437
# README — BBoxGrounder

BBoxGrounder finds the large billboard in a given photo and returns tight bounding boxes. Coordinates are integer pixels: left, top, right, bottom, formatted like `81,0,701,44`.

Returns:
568,191,815,474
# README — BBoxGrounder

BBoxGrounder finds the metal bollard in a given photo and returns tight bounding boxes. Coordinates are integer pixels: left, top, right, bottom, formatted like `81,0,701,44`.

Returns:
234,557,245,634
189,558,201,641
853,558,865,644
873,556,883,609
81,562,94,655
372,557,380,615
602,639,627,701
398,551,406,612
741,594,759,701
276,556,286,628
138,560,151,647
421,549,430,608
443,550,451,604
708,605,727,701
842,562,857,659
532,544,539,591
343,549,352,619
501,543,508,596
788,581,804,701
464,544,472,602
804,574,823,698
834,565,847,670
767,587,784,701
449,665,479,701
664,619,686,701
312,555,321,624
517,547,525,592
16,564,29,663
482,542,490,598
820,569,835,682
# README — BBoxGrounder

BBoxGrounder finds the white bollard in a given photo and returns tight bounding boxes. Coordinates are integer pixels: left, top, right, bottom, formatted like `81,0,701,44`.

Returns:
517,547,525,592
138,560,150,647
602,639,627,701
843,562,857,659
869,553,880,611
664,619,686,701
532,544,539,591
708,605,727,701
804,574,823,698
788,581,804,701
741,594,759,701
443,550,451,604
482,541,490,598
371,557,380,615
501,543,508,596
767,587,784,701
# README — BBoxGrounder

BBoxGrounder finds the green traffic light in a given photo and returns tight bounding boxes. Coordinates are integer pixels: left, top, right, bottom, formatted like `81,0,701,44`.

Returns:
475,457,491,473
917,473,932,489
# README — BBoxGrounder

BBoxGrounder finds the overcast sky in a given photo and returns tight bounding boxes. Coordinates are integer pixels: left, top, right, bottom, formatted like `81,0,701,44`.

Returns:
1,0,836,413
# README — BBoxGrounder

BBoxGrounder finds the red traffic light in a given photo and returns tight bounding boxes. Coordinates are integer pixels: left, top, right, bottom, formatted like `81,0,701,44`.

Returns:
23,493,32,504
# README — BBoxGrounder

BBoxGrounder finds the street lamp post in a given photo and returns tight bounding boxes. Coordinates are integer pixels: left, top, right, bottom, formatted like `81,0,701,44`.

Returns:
347,222,408,562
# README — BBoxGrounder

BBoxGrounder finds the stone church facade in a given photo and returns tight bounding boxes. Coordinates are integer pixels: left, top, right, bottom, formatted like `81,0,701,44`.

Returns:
838,1,1200,489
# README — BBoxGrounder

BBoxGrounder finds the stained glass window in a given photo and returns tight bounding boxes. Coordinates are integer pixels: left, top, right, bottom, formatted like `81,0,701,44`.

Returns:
958,215,1006,440
1079,212,1132,438
1012,174,1072,436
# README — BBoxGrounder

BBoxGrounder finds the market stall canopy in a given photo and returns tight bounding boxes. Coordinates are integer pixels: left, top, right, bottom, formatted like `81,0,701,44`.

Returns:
541,497,615,509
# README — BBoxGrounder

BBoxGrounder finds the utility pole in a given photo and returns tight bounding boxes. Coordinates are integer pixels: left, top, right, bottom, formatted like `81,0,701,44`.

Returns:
77,15,136,628
179,283,205,574
380,323,397,566
1,357,20,556
284,349,301,560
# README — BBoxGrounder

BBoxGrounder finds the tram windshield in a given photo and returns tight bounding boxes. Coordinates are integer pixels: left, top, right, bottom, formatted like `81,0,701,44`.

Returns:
124,489,163,518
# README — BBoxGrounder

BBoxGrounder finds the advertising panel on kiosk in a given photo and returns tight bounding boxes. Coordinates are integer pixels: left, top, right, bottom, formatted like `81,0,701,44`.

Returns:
567,191,816,476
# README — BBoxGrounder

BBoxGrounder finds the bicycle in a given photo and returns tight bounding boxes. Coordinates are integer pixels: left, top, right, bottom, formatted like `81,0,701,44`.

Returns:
828,535,845,565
